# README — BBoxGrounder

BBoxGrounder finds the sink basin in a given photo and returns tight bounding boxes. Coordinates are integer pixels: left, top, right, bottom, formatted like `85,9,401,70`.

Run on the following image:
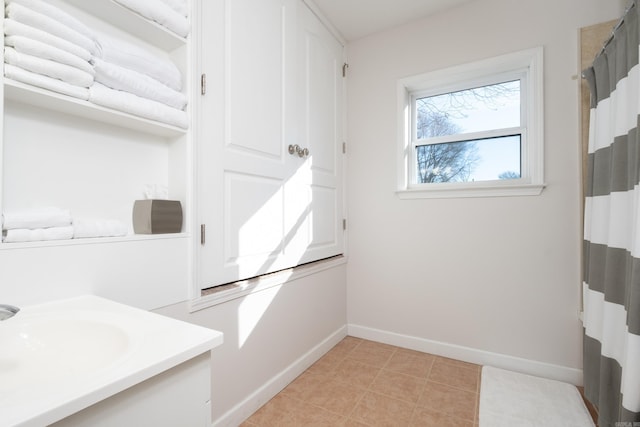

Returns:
0,315,130,393
0,295,223,427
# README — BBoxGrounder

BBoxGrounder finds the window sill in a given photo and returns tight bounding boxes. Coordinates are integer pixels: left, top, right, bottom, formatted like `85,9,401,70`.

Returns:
396,183,545,199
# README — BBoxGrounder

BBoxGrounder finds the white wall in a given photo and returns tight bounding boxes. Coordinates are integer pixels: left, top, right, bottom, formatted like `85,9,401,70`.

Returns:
154,263,347,426
345,0,623,381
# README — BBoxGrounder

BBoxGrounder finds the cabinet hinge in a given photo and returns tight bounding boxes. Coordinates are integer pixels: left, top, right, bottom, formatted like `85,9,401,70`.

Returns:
200,224,206,245
342,63,349,78
201,73,207,95
342,142,346,154
343,219,347,231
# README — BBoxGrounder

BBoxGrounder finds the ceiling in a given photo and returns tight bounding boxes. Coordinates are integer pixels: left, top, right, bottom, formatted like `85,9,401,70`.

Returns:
311,0,478,41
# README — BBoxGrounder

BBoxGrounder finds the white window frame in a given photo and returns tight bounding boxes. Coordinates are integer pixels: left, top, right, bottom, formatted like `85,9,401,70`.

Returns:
396,47,545,199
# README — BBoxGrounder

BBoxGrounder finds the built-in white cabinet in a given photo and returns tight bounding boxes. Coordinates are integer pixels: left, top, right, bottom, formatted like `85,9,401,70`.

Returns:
0,0,197,245
0,0,200,309
196,0,345,290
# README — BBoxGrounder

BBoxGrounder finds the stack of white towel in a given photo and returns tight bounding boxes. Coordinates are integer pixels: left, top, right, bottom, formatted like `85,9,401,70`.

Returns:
2,207,128,243
4,0,98,100
89,33,188,129
3,0,189,129
2,206,74,242
72,218,128,239
114,0,190,38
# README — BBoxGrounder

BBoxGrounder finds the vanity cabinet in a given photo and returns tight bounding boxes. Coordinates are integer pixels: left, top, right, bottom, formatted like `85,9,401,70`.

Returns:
51,352,212,427
2,296,223,427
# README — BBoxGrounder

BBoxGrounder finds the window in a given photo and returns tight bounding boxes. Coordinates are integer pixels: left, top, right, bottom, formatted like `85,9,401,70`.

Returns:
397,47,544,198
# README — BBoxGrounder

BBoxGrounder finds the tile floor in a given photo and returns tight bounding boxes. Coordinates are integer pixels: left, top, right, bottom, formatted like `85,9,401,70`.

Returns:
242,336,481,426
243,336,600,426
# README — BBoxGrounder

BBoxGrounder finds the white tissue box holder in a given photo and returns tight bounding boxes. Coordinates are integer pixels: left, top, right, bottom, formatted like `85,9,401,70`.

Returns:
132,200,182,234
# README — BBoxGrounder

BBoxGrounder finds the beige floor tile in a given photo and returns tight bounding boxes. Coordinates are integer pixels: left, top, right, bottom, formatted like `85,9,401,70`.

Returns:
245,393,306,426
410,407,474,427
435,356,481,371
307,337,363,376
348,340,396,368
370,369,426,403
280,371,325,401
343,419,372,427
306,377,367,416
475,391,480,423
350,391,415,426
306,351,345,376
429,357,480,393
385,348,435,378
417,381,477,422
246,393,348,426
332,357,382,388
332,336,363,357
287,404,348,426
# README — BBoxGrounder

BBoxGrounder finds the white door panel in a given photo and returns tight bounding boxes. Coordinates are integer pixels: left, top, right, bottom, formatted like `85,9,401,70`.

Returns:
224,172,284,262
309,185,337,248
306,30,339,176
225,0,293,158
282,164,312,264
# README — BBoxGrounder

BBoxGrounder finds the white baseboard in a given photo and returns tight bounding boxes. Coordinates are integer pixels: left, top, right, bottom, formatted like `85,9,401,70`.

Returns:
211,325,348,427
348,324,584,386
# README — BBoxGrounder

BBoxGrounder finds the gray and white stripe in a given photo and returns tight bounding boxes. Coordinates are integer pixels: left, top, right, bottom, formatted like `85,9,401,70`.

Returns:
583,0,640,425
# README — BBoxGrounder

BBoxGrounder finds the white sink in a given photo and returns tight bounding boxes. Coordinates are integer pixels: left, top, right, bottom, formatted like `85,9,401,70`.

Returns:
0,314,130,393
0,295,223,427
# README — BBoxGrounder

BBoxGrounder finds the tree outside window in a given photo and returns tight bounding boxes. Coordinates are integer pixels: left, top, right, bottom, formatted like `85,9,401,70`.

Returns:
414,81,521,184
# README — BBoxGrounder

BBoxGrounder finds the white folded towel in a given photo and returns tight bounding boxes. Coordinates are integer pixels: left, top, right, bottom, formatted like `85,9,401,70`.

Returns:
4,63,90,100
113,0,189,37
2,207,72,230
72,219,127,239
6,35,94,75
4,19,92,62
3,226,74,243
92,58,186,110
6,0,97,43
5,3,98,56
89,82,188,129
4,47,94,87
159,0,188,17
95,33,182,91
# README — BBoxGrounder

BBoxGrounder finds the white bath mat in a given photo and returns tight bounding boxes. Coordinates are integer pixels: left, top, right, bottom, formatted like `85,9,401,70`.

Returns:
479,366,595,427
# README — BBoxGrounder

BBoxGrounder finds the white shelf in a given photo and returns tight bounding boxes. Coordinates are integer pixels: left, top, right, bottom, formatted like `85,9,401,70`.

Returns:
0,232,189,250
4,79,187,138
63,0,187,51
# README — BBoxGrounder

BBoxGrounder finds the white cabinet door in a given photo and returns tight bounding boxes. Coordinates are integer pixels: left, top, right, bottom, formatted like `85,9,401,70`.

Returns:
292,3,345,266
197,0,344,289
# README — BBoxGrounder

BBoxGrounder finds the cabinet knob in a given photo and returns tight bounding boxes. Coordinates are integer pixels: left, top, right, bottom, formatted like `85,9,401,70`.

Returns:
288,145,310,158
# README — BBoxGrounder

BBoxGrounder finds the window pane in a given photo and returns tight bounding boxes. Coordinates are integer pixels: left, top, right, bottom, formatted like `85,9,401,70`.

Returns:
416,135,521,183
416,80,520,139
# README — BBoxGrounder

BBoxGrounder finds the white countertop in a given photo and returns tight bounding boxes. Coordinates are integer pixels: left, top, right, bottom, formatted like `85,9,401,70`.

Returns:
0,295,223,427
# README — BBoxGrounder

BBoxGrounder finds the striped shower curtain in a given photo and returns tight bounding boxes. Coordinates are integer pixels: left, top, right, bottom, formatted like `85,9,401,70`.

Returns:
582,1,640,425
